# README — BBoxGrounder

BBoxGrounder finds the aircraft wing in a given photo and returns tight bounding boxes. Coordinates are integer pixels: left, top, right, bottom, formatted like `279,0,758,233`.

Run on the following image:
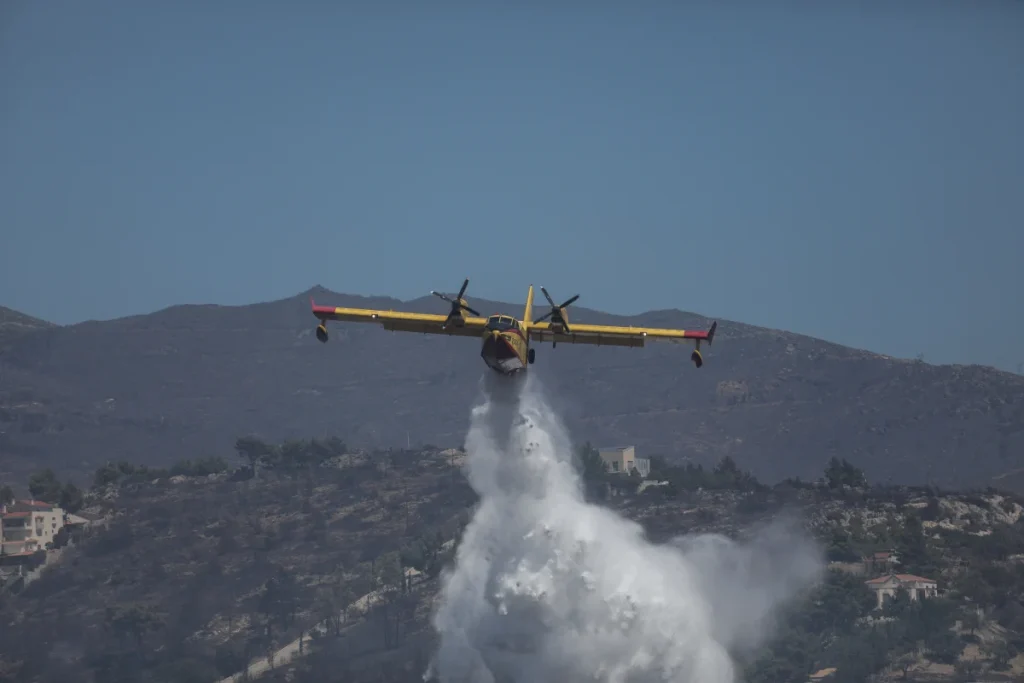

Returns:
311,299,487,338
528,320,717,348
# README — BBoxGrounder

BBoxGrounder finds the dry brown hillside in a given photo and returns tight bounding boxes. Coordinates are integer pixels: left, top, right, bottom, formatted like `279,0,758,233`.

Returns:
1,286,1022,492
2,450,1023,683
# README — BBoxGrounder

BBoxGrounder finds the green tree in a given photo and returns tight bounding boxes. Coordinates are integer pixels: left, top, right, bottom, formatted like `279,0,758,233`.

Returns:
276,439,311,472
983,639,1018,670
169,456,228,477
715,456,763,491
575,441,608,500
259,568,301,636
59,482,84,513
0,484,13,506
576,442,606,479
827,628,893,683
92,462,122,489
894,514,938,577
797,569,877,633
960,607,981,636
376,551,404,593
883,587,915,619
825,527,860,562
235,435,273,472
824,457,868,489
891,650,918,680
897,596,958,648
27,468,62,503
646,455,669,479
923,629,961,665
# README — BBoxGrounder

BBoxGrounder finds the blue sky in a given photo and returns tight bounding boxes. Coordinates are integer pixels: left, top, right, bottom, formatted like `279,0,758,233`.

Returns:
1,1,1021,372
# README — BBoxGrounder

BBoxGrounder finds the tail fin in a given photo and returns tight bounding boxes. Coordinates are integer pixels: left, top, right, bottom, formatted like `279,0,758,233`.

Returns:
523,285,534,327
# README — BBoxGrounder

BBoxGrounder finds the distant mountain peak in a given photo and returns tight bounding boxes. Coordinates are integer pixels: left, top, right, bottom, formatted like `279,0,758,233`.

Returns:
0,305,57,347
304,284,332,297
0,306,54,327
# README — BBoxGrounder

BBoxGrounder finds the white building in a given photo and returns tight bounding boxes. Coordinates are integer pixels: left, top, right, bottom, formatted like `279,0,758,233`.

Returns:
864,573,938,610
1,500,66,556
598,446,650,477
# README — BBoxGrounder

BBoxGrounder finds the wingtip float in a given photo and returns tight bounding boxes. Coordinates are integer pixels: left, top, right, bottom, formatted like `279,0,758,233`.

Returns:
310,280,717,376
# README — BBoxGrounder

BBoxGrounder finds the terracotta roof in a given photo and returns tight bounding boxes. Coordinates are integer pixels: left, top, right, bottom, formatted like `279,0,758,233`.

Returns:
809,667,837,679
4,500,54,513
865,573,936,585
1,512,30,519
893,573,937,583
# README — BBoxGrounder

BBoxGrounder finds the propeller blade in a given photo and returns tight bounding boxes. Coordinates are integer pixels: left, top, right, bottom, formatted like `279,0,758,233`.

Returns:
559,294,579,308
540,287,556,308
534,310,553,322
432,279,480,321
432,291,454,304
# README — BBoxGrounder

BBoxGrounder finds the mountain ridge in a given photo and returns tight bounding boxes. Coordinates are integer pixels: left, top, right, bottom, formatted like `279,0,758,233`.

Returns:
1,287,1022,494
4,287,1018,374
0,305,57,348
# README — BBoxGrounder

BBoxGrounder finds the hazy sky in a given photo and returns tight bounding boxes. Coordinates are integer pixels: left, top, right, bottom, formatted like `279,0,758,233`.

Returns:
1,1,1021,372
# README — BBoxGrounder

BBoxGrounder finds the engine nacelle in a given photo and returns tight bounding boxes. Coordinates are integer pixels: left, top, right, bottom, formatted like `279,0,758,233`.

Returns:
316,323,329,343
548,307,570,333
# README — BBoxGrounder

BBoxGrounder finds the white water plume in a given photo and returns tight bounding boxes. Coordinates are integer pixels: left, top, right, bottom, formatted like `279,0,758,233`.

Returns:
428,374,823,683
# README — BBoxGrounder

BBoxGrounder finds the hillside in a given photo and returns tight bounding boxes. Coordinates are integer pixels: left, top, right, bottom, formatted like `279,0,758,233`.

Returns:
0,444,474,683
1,287,1022,492
0,306,55,348
2,448,1023,683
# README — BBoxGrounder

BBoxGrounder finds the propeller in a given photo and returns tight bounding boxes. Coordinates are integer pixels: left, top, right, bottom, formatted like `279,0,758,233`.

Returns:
534,286,578,333
431,278,480,329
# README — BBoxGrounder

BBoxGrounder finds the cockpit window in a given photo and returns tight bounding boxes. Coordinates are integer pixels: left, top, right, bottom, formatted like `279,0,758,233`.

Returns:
486,315,518,332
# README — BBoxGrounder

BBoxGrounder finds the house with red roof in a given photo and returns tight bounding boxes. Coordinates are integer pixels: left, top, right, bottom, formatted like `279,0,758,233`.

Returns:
864,573,938,610
1,499,67,558
862,550,898,576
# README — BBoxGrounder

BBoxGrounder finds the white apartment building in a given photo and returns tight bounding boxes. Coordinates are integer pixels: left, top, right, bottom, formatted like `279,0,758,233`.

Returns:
598,446,651,477
1,500,66,556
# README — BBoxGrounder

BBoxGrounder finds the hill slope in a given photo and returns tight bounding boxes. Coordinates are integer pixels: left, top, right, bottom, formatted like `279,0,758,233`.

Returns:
2,450,1023,683
0,306,55,348
1,287,1022,491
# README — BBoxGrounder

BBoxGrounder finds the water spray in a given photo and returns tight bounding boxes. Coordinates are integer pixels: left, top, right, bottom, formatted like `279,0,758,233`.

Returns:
428,374,822,683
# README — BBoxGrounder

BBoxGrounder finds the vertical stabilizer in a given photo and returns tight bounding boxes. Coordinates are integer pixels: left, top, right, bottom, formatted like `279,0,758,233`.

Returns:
523,285,534,328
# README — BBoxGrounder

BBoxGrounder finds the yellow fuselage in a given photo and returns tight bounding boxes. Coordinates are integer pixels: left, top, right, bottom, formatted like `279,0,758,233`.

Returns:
479,316,531,375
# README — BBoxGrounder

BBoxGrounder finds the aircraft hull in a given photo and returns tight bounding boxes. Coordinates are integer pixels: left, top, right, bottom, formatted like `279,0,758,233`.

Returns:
481,330,527,375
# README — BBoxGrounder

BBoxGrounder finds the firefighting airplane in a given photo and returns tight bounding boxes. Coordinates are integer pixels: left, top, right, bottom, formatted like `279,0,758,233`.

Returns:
311,279,717,376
